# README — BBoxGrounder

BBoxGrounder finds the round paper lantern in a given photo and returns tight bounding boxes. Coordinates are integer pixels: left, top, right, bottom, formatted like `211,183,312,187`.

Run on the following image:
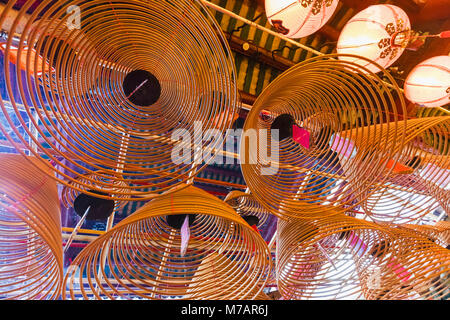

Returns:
0,155,63,300
0,0,239,201
265,0,339,39
337,4,410,73
404,55,450,108
63,185,272,300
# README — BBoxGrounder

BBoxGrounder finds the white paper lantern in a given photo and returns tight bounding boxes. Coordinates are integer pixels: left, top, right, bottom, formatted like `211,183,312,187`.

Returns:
265,0,339,39
404,55,450,108
337,4,410,73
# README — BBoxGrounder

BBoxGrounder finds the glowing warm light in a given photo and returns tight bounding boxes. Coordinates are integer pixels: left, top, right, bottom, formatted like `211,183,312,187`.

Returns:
404,55,450,108
337,4,410,73
265,0,339,39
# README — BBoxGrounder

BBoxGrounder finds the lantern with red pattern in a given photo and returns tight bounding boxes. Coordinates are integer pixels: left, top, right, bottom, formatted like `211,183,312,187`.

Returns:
265,0,339,39
404,55,450,108
337,4,410,73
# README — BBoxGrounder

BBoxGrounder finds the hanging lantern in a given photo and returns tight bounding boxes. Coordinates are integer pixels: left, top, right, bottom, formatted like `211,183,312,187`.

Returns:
404,55,450,108
265,0,339,39
337,4,410,73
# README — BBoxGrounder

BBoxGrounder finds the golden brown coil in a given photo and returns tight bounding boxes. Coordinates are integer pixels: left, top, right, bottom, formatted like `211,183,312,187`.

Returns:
276,211,397,300
0,154,63,300
347,116,449,223
359,224,450,300
240,53,407,219
63,185,272,300
0,0,239,201
224,190,270,229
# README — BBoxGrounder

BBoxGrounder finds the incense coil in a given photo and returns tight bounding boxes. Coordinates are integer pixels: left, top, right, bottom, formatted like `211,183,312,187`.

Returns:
399,221,450,248
276,212,397,300
352,117,449,223
0,154,63,300
0,0,239,201
241,53,407,219
224,190,270,229
61,170,129,211
63,185,271,300
359,224,450,300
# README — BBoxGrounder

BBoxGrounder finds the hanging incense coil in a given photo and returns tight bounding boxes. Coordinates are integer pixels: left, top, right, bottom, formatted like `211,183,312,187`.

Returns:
61,170,129,212
0,154,63,300
352,117,449,223
224,190,270,229
276,211,398,300
63,185,271,300
359,224,450,300
399,221,450,248
240,53,407,219
184,252,270,300
0,0,239,201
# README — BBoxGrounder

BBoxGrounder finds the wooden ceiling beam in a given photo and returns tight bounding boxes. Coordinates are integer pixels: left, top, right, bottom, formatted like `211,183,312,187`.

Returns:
409,0,450,24
225,31,295,71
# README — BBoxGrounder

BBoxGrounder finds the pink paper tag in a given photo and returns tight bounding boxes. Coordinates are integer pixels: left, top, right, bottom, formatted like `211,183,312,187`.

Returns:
180,215,190,257
347,232,368,257
292,125,310,149
330,134,356,159
387,259,411,282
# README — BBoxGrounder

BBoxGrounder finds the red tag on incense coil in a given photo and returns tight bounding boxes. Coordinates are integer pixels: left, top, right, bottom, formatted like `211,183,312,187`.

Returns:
292,125,310,149
386,159,414,174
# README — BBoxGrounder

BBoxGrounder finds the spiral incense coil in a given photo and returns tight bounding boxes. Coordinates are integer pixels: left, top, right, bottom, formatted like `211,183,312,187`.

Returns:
224,190,270,229
63,185,271,300
240,53,407,219
184,252,270,300
353,117,449,223
359,225,450,300
61,170,129,212
0,0,239,201
276,212,400,300
399,221,450,248
0,154,63,300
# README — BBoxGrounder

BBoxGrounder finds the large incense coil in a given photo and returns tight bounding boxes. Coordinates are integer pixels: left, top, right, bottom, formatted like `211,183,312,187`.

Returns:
184,252,270,300
399,222,450,248
358,225,450,300
352,117,449,223
0,154,63,300
224,190,270,229
0,0,239,201
63,185,272,300
240,53,407,219
276,212,398,300
61,170,129,212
